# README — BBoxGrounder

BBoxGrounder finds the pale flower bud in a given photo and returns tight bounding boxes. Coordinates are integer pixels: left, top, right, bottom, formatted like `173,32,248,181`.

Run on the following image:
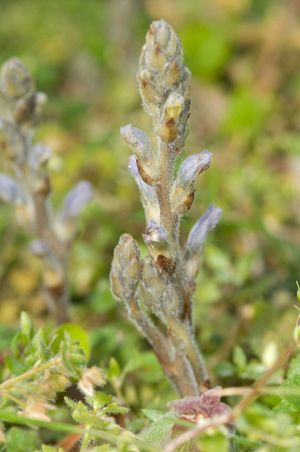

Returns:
138,20,189,119
20,399,52,422
164,92,185,120
78,367,105,396
187,205,222,252
121,125,151,159
143,221,175,273
121,125,157,183
0,58,33,100
141,256,167,319
110,234,141,301
59,181,93,220
30,239,50,257
171,151,212,216
128,156,159,223
0,173,24,204
29,143,52,170
177,151,212,187
143,220,168,246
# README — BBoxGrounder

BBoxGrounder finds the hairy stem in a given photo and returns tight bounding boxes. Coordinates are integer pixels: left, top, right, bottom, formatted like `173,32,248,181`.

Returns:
125,296,200,396
156,141,175,238
31,192,70,323
16,129,70,323
167,319,209,388
0,357,61,392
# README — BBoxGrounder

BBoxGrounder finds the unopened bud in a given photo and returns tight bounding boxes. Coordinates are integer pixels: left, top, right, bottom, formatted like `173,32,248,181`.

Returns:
147,20,180,63
121,125,151,158
143,220,168,246
78,367,105,396
171,151,212,215
157,118,177,142
165,59,181,87
14,93,36,123
30,239,50,257
141,256,169,319
46,371,70,392
121,125,157,183
0,58,33,100
138,20,189,119
128,156,159,223
143,222,175,273
186,205,222,252
59,181,93,220
297,281,300,303
147,43,167,70
178,151,212,187
164,93,184,120
0,173,24,204
29,143,52,170
110,234,141,301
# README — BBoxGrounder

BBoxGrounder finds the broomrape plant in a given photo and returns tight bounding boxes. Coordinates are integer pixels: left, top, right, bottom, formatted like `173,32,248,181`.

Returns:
0,59,93,324
110,19,222,397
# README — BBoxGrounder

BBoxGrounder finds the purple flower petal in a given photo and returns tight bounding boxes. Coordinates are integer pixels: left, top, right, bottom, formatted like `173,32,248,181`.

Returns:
60,181,93,220
187,204,222,252
168,386,231,421
177,150,212,186
0,173,23,204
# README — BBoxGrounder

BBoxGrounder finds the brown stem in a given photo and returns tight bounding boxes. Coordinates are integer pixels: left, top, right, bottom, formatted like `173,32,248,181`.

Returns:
154,140,208,394
32,193,70,323
125,296,200,396
17,132,70,324
156,141,175,238
167,319,209,388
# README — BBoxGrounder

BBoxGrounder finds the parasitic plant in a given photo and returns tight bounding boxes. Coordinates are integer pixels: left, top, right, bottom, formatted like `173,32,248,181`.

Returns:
0,59,92,323
111,20,222,396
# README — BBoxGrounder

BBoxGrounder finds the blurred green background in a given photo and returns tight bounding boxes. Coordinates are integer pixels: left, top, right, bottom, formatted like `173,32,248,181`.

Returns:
0,0,299,404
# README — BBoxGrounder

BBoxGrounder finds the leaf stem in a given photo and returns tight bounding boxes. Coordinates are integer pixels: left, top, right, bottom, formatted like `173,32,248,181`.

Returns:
0,357,61,392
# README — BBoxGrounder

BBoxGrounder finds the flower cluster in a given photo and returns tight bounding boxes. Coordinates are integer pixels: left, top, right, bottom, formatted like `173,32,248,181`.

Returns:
0,59,92,323
111,20,222,396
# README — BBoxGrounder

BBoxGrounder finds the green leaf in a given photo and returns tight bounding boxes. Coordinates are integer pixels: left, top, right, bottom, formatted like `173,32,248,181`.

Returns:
4,355,28,376
233,346,247,370
51,323,90,359
197,430,229,452
20,312,32,338
142,409,166,422
0,325,15,351
140,415,174,445
280,375,300,412
42,446,64,452
6,427,40,452
107,357,121,380
102,403,129,416
123,351,163,383
93,391,113,406
214,361,235,378
286,352,300,378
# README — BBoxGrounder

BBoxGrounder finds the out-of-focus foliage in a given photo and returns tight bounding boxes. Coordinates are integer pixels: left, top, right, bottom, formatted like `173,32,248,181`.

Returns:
0,0,299,450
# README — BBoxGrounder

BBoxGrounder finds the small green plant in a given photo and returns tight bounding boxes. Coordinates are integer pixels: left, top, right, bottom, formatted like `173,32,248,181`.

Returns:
0,315,138,451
